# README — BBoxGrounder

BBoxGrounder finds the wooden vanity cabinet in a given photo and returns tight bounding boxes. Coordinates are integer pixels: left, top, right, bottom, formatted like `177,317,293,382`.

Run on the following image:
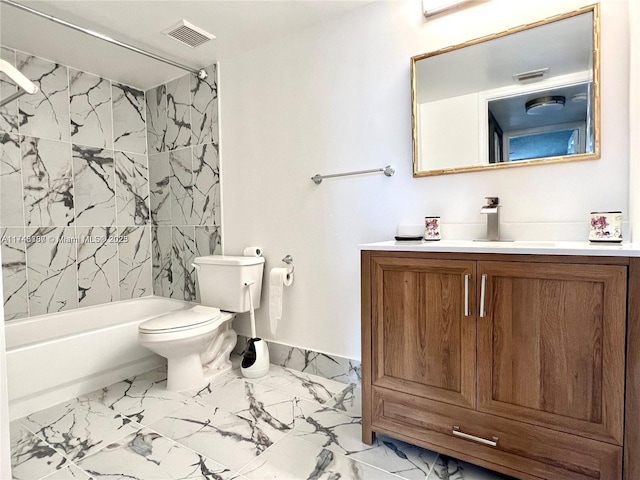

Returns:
361,251,634,480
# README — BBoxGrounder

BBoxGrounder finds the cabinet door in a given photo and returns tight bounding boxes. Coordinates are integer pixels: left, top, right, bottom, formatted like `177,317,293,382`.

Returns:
477,261,626,445
371,256,476,408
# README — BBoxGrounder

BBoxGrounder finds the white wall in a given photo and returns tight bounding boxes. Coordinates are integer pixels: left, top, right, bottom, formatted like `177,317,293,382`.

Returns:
629,0,640,241
419,94,480,170
219,0,630,360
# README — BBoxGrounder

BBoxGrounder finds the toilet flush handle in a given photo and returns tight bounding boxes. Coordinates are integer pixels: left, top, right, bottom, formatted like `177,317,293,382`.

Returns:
192,263,201,271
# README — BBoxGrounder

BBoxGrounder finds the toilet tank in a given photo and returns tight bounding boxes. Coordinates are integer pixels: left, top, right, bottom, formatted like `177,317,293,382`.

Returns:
193,255,265,313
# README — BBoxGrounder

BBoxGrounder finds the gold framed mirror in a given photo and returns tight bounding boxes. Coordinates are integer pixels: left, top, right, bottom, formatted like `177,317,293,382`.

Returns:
412,4,600,177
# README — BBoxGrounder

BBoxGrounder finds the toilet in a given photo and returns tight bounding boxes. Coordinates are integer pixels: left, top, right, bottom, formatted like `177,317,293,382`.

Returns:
138,255,265,391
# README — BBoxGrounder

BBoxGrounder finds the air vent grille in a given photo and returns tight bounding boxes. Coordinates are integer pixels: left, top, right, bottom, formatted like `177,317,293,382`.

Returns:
512,68,549,83
164,20,215,48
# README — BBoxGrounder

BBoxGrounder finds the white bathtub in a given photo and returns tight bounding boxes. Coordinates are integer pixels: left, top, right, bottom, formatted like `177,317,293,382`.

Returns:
5,296,194,420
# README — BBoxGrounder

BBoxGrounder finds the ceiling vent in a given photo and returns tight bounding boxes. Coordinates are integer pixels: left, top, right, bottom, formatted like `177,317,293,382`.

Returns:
163,20,215,48
512,68,549,83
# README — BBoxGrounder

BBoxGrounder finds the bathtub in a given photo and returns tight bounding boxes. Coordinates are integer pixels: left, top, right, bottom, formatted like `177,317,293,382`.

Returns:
5,296,194,420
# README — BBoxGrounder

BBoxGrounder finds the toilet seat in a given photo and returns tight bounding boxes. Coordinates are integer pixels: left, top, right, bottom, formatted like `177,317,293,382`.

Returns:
139,305,222,334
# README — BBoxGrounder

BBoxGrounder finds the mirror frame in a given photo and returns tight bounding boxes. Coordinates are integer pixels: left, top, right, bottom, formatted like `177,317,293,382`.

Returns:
411,3,600,177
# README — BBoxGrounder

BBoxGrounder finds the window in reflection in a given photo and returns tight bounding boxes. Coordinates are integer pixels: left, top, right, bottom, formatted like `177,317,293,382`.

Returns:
508,129,579,162
487,82,591,164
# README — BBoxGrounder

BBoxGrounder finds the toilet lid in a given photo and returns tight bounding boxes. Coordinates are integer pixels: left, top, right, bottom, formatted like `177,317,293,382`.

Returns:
139,305,221,333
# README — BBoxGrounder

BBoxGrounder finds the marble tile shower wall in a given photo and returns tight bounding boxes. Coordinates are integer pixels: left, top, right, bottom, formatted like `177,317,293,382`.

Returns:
145,64,221,302
0,47,221,320
0,47,153,321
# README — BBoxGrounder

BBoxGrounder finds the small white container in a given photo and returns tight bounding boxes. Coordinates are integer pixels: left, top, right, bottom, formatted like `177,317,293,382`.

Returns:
589,211,622,243
395,224,424,240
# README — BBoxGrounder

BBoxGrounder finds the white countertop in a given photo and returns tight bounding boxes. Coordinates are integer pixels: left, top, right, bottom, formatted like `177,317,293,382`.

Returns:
358,240,640,257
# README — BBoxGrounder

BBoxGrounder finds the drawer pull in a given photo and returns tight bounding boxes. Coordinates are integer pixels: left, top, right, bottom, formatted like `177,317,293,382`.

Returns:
452,426,498,447
464,274,470,317
479,274,487,317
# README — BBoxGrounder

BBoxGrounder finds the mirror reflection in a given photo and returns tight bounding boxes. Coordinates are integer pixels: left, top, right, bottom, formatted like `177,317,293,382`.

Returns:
412,5,599,176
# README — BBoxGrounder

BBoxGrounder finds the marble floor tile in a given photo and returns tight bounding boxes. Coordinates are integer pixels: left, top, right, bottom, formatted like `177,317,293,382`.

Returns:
9,363,514,480
292,397,326,426
351,434,438,480
10,422,70,480
18,397,139,462
291,405,362,454
195,379,298,432
254,365,346,404
41,464,92,479
427,455,515,480
186,369,242,401
148,398,285,471
326,383,361,416
76,427,236,480
291,405,438,479
239,435,403,480
83,368,195,426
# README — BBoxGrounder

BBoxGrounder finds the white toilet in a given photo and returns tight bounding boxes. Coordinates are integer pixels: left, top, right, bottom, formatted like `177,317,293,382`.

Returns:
138,255,265,391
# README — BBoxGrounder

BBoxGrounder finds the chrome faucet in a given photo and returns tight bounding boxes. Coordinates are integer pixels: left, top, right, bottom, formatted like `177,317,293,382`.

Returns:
480,197,501,241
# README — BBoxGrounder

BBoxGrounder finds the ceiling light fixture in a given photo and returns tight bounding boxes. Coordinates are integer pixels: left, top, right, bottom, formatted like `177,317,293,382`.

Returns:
525,96,566,115
422,0,474,17
571,92,588,103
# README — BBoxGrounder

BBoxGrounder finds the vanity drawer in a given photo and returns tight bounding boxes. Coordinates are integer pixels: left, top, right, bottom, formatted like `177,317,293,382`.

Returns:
372,387,621,480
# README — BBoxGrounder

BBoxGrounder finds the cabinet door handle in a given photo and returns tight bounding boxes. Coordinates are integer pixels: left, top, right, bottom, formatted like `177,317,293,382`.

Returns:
453,426,498,447
479,274,487,317
464,274,470,317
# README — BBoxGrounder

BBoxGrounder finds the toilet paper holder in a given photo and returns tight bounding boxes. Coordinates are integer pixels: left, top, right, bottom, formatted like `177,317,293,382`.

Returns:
282,255,294,275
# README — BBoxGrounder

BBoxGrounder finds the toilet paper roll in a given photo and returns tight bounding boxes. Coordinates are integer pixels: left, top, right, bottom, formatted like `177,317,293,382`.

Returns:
243,246,263,257
269,267,294,335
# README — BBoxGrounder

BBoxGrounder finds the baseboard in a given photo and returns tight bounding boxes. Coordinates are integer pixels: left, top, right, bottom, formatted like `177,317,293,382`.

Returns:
234,335,361,385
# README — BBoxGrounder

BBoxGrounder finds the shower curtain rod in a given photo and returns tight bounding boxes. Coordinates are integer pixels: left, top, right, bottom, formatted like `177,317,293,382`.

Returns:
0,0,208,80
